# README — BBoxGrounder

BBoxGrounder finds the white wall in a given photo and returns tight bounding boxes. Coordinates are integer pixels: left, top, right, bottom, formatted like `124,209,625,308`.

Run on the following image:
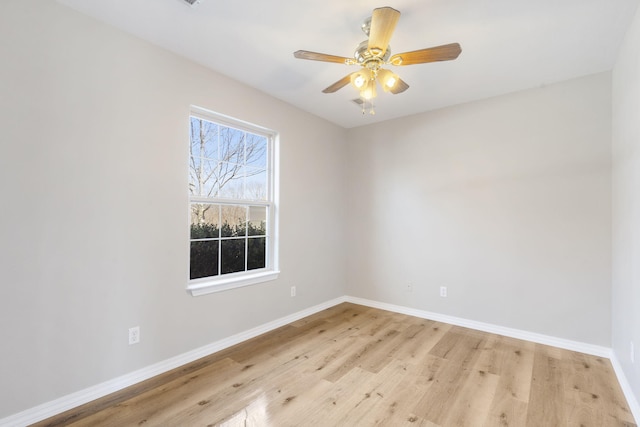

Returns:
346,72,612,346
612,3,640,402
0,0,347,418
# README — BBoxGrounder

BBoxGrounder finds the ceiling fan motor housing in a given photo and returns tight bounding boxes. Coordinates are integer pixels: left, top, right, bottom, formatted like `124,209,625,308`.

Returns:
354,40,391,71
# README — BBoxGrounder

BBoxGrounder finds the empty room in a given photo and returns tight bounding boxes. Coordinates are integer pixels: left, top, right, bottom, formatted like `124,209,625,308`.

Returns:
1,0,640,425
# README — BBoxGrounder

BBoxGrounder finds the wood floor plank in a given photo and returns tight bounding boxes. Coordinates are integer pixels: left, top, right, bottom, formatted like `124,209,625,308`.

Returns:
325,359,414,426
34,303,637,427
482,338,535,426
321,315,403,383
391,320,451,363
367,354,444,426
412,329,487,424
441,367,500,426
483,393,529,427
66,357,246,426
562,351,636,426
525,344,567,426
304,366,378,426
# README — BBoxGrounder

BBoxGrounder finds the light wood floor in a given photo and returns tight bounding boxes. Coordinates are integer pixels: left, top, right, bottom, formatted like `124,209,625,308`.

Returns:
34,303,636,426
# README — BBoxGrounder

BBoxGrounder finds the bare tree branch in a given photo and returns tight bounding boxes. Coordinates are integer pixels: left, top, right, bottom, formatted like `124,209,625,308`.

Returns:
190,118,268,223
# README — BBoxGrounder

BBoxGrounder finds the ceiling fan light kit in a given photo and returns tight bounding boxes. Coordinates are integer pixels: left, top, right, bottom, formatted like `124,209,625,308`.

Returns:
377,68,400,92
294,6,461,115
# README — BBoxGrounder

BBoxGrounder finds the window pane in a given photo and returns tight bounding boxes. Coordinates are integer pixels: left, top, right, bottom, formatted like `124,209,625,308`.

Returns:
217,163,244,199
248,237,266,270
221,239,245,274
190,241,219,279
221,205,246,237
245,168,267,200
190,118,219,160
245,133,268,169
190,204,219,239
190,157,219,197
219,126,244,165
248,206,266,236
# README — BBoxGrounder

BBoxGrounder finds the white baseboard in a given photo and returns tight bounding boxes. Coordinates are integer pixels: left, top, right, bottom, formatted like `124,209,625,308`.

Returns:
609,352,640,423
0,296,347,427
345,296,612,357
3,295,638,426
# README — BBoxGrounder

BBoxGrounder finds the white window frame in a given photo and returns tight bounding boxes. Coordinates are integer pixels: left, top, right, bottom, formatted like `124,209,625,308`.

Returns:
187,106,279,296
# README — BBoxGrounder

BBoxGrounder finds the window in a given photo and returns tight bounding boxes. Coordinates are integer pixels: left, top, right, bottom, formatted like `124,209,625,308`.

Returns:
187,107,278,296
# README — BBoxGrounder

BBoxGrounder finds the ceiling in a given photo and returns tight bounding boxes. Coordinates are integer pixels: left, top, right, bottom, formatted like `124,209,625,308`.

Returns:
56,0,638,129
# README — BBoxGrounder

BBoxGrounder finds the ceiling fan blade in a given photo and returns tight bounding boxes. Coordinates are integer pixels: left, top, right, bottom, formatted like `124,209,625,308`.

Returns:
322,74,354,93
389,43,462,66
389,78,409,94
368,7,400,57
294,50,353,65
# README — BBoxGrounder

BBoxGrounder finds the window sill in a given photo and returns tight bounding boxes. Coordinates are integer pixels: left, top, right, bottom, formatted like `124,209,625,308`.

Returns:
187,270,280,296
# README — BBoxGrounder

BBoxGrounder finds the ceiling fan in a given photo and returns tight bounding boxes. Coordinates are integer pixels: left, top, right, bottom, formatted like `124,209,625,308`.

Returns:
293,6,461,113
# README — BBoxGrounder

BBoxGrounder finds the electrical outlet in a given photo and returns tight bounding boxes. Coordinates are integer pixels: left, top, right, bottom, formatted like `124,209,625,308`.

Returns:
440,286,448,298
631,341,635,364
128,326,140,345
406,283,413,292
291,286,296,297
